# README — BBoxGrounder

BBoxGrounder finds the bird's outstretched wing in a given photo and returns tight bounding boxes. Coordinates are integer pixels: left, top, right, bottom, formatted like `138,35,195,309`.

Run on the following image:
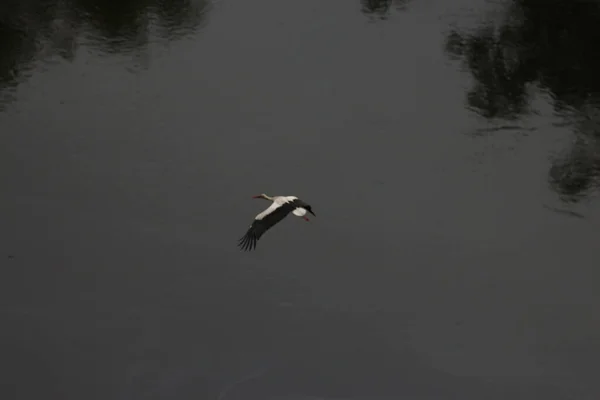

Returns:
238,201,298,251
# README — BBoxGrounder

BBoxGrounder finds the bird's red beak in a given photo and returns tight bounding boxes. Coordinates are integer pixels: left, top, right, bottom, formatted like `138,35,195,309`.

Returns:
252,195,261,199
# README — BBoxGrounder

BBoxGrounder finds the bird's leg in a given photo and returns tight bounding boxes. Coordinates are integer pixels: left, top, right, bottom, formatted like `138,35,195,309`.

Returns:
303,216,310,222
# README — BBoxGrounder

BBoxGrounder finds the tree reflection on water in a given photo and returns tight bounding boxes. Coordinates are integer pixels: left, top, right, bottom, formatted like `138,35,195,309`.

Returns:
445,0,600,203
0,0,211,108
360,0,411,20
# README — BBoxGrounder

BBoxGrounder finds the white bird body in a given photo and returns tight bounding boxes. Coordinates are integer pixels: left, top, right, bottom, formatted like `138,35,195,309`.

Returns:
292,207,307,217
254,196,309,219
239,194,316,251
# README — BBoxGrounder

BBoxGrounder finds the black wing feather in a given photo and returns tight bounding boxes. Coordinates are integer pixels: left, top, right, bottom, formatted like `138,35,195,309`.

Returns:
238,201,299,251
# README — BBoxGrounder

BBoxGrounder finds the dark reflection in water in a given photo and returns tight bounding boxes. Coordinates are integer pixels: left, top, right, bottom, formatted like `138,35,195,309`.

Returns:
0,0,211,107
78,0,210,51
445,0,600,203
548,113,600,203
360,0,410,20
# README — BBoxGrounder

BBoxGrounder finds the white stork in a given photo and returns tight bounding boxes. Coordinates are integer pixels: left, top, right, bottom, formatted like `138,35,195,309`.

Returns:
238,194,316,251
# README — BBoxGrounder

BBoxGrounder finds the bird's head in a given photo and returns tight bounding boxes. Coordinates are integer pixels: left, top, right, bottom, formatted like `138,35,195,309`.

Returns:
252,193,272,200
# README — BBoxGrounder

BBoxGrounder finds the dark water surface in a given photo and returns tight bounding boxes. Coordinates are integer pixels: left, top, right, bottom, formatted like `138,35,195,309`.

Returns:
2,0,600,399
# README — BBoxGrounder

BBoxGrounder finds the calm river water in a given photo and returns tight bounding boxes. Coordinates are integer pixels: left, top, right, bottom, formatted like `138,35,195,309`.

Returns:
2,0,600,399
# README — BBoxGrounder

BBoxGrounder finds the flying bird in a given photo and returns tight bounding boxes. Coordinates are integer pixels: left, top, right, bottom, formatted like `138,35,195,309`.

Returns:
238,194,316,251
